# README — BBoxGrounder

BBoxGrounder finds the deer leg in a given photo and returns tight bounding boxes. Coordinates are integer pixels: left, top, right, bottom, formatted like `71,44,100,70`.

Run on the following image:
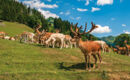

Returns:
20,37,22,43
52,39,56,48
60,39,64,49
92,54,97,69
97,52,102,68
88,55,91,71
69,40,72,48
75,43,77,48
102,45,104,53
84,55,88,70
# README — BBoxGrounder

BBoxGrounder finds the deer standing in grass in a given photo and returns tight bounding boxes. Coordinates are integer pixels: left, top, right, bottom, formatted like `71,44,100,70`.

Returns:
64,35,72,48
70,22,102,71
124,40,130,56
20,31,35,43
94,40,109,53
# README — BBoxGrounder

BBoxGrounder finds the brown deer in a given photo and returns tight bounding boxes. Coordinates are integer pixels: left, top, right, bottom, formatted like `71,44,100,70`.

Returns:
34,25,53,44
124,40,130,56
64,35,72,48
40,32,53,45
0,31,6,38
116,45,127,55
71,38,77,48
112,47,118,53
70,22,102,71
20,31,35,43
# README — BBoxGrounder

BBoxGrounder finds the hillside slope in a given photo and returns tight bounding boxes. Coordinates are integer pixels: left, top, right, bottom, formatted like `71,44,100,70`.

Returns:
0,21,33,36
0,22,130,80
0,40,130,80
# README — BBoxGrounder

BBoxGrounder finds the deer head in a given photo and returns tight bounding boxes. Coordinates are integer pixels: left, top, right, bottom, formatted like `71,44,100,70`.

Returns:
70,22,98,39
37,24,42,29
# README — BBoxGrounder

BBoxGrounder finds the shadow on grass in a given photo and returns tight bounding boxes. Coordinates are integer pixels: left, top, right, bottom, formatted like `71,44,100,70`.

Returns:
58,62,94,70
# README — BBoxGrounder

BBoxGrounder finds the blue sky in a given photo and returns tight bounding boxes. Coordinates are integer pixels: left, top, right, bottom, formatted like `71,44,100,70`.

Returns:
19,0,130,37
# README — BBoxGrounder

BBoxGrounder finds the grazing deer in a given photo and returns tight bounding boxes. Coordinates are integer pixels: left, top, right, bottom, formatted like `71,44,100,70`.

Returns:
34,25,53,44
116,45,127,55
94,40,108,53
0,31,6,38
9,37,15,41
20,32,35,43
112,47,118,53
124,40,130,56
71,38,77,48
64,35,72,48
39,31,53,45
70,22,101,71
3,36,10,40
45,33,65,49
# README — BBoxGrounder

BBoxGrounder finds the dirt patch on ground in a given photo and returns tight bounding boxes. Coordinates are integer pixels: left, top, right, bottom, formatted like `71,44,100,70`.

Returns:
108,72,130,80
70,55,80,61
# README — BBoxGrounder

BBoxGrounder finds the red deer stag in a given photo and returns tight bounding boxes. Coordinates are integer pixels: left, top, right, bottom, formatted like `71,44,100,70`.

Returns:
34,24,53,44
70,22,101,71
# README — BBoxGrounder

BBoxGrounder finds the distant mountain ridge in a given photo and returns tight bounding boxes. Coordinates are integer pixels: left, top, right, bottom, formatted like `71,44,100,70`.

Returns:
100,36,116,43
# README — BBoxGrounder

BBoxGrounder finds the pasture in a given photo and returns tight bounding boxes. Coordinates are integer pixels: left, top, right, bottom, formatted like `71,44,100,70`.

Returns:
0,22,130,80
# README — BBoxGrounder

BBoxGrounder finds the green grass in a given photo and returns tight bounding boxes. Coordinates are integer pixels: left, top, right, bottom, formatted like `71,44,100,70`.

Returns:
0,39,130,80
0,21,33,36
0,21,130,80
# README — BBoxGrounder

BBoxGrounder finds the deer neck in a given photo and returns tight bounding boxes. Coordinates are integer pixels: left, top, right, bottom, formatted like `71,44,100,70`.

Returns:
76,38,84,48
36,28,41,35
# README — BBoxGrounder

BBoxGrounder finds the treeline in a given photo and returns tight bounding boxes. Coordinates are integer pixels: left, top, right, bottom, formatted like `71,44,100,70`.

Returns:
0,0,98,40
114,34,130,47
0,0,48,29
101,34,130,47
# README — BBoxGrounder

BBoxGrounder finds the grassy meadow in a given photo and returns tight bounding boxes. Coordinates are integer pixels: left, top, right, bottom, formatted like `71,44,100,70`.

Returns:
0,21,33,36
0,22,130,80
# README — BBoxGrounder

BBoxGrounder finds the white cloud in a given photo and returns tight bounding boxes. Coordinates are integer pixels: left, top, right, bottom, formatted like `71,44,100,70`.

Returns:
85,0,89,5
120,0,123,3
65,11,70,15
97,0,113,6
22,0,59,19
23,0,58,9
38,9,59,19
91,25,111,33
91,7,100,12
59,11,70,16
77,8,88,12
111,18,115,21
122,24,126,27
70,16,81,20
59,12,63,15
123,30,130,34
72,8,75,10
70,17,74,20
76,17,81,20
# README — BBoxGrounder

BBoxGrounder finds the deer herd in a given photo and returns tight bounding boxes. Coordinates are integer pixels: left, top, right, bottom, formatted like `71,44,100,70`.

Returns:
0,22,129,70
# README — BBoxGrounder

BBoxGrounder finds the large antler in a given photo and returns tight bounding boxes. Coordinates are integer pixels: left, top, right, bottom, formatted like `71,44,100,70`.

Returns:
78,25,83,32
70,23,77,35
79,22,98,35
37,24,42,29
75,23,79,33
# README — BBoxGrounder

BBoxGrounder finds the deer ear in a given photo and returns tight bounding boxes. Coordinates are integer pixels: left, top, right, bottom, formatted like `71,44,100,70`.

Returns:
75,23,78,26
91,22,93,25
85,22,87,25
